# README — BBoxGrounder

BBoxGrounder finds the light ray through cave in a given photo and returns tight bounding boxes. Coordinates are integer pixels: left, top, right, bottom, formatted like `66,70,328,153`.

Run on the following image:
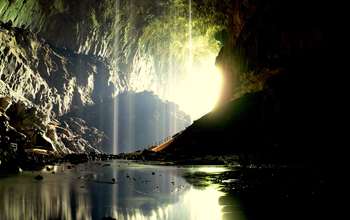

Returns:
113,0,121,155
108,0,222,153
113,95,119,155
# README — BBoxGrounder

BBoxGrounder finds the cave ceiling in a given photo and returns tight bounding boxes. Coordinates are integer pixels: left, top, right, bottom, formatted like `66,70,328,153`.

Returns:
0,0,230,98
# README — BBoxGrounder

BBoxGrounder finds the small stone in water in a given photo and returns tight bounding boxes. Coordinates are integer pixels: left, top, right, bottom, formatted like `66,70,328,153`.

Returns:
34,175,43,180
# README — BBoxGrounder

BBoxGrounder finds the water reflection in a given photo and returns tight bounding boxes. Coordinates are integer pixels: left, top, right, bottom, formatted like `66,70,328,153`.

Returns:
0,172,92,219
0,161,232,220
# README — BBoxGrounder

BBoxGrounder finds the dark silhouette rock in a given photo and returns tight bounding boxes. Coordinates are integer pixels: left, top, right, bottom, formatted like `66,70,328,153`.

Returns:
34,175,43,180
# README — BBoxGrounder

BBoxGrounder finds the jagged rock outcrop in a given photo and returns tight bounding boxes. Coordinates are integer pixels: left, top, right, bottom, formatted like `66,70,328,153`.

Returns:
0,95,106,156
0,96,66,153
0,21,129,154
0,21,129,117
53,116,106,153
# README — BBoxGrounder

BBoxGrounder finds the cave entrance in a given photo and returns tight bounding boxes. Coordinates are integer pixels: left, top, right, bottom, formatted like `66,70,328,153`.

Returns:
171,59,221,121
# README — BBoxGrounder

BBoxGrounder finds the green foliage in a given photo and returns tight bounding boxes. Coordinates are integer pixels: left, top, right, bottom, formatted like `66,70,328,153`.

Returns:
90,10,100,28
138,0,229,75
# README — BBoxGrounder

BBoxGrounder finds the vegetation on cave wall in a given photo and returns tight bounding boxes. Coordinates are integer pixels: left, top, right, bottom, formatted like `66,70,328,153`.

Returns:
131,0,231,97
0,0,230,94
139,0,229,72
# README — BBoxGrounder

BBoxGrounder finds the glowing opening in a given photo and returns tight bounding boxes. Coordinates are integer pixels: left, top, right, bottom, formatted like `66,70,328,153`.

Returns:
171,59,221,121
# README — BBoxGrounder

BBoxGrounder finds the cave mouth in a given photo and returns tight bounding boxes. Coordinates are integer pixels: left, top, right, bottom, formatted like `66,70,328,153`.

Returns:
168,58,221,121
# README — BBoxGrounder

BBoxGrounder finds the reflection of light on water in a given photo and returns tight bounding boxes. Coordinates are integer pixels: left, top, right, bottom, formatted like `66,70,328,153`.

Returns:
105,187,223,220
104,165,228,220
164,185,224,220
106,186,224,220
1,162,232,220
0,174,92,220
189,187,224,220
76,194,92,220
198,167,229,173
108,208,161,220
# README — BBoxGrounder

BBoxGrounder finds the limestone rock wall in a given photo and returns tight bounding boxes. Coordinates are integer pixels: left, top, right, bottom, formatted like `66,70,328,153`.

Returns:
0,0,112,57
0,0,152,69
0,21,129,154
0,96,67,154
0,95,106,154
0,21,129,117
53,116,106,153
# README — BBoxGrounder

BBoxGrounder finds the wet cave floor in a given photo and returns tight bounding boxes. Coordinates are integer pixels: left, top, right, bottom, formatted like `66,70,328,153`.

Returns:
1,154,338,220
183,166,335,220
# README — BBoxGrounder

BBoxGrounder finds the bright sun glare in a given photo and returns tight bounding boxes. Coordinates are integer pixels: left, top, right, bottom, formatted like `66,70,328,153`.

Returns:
173,59,221,121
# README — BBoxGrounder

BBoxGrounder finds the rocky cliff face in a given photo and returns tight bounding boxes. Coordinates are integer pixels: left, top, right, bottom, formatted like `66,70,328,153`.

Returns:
0,20,125,154
0,0,140,58
0,0,156,75
0,21,129,116
0,20,190,156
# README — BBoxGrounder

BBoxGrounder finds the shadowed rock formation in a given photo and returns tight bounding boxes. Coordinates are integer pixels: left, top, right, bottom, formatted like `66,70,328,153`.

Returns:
166,0,344,167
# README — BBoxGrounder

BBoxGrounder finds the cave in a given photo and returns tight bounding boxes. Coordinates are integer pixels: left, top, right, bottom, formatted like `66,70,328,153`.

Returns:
0,0,344,219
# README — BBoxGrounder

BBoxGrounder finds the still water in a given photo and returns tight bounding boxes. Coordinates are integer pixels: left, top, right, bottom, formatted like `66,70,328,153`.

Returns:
0,160,235,220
